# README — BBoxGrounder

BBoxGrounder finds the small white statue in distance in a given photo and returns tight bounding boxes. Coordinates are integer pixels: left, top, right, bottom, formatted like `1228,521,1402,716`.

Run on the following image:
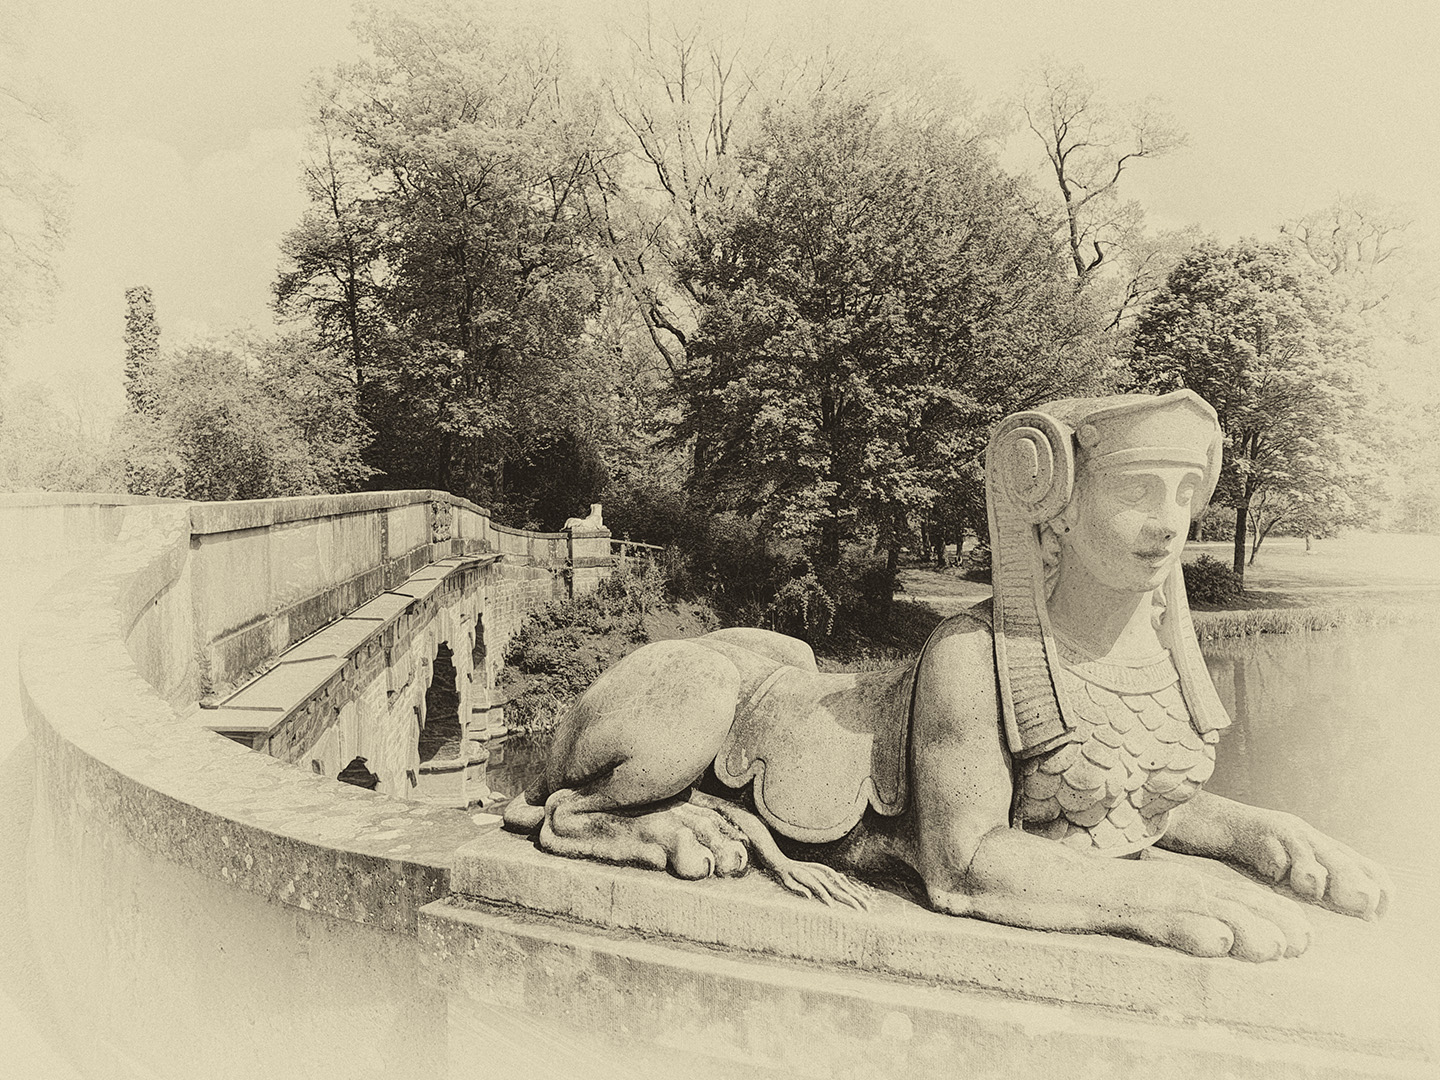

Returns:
563,504,605,531
505,392,1392,961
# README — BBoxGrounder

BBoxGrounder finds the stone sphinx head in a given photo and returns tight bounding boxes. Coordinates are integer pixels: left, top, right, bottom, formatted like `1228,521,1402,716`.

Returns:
984,391,1228,758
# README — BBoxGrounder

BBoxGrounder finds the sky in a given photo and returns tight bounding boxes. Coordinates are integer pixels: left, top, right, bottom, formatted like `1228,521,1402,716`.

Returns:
7,0,1439,415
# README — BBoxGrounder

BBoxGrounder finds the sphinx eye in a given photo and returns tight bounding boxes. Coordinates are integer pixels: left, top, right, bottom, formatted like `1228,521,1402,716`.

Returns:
1114,478,1148,503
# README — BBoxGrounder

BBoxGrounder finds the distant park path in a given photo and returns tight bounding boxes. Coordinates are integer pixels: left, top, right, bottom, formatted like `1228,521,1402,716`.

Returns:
899,532,1440,616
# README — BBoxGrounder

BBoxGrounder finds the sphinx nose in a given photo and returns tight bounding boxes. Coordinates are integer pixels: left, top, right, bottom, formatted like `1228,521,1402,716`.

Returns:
1152,502,1187,542
1143,521,1177,547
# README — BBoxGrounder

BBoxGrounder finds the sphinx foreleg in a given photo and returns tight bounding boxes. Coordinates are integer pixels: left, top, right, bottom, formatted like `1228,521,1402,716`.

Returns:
516,638,753,878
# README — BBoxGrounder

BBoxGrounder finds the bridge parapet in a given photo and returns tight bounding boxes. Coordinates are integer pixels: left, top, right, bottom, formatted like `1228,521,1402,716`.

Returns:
5,488,613,922
4,488,612,811
185,490,605,702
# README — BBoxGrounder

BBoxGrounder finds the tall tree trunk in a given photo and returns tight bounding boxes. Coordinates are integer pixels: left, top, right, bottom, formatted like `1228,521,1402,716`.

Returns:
885,539,901,614
1232,503,1248,588
820,514,841,571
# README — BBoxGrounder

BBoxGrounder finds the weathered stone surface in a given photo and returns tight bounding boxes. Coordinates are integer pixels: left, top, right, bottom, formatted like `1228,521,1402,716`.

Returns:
15,499,588,935
504,392,1394,978
19,484,1432,1076
421,892,1435,1080
451,822,1433,1067
181,490,573,697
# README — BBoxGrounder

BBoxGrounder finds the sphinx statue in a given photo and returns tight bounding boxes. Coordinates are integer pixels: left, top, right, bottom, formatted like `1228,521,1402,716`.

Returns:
504,391,1392,961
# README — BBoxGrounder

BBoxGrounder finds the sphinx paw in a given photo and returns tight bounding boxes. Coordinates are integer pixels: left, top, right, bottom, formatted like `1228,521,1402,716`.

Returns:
666,803,750,878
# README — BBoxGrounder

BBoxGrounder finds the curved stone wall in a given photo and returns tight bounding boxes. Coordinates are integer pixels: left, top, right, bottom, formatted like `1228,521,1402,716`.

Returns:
8,493,1435,1080
9,490,613,936
18,497,499,932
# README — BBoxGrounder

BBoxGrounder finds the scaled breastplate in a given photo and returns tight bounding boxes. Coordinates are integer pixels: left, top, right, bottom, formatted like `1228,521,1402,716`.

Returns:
1015,640,1218,856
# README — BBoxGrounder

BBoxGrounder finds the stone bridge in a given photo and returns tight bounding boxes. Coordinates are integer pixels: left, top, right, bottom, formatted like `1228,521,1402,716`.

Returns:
3,492,1434,1080
53,490,608,810
178,491,610,808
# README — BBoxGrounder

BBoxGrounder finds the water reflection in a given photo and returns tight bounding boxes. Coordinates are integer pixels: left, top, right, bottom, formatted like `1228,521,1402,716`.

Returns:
1203,624,1440,903
482,731,549,801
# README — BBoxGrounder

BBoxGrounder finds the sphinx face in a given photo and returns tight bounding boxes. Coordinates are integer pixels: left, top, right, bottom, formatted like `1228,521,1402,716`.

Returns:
1062,464,1204,594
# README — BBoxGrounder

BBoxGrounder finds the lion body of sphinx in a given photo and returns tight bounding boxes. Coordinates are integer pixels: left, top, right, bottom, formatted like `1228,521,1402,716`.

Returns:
511,608,1216,864
511,624,916,850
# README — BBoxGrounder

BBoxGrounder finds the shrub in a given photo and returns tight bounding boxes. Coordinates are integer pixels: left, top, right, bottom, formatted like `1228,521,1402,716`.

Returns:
1182,554,1244,605
602,474,707,550
826,545,895,627
959,541,991,583
501,561,672,733
762,570,836,642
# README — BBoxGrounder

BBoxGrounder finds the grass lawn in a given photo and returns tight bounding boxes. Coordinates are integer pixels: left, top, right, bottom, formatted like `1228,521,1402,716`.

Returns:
898,532,1440,640
1184,532,1440,607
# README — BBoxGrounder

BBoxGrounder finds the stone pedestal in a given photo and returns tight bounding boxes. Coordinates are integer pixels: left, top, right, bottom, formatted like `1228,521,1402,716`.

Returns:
433,822,1437,1079
413,749,490,808
566,504,613,598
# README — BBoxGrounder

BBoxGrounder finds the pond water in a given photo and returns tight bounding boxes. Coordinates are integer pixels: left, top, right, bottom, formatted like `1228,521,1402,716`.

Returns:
1203,623,1440,904
482,730,548,799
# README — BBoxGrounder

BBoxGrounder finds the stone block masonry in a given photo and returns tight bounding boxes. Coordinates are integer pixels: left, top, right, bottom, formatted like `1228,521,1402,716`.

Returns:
220,556,567,802
186,490,608,702
190,493,589,805
9,490,610,928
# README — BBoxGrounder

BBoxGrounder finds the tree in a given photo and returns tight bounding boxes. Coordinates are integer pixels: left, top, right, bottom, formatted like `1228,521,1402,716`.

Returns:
275,1,620,517
1104,224,1206,333
592,8,975,393
274,121,385,378
1387,400,1440,533
591,10,765,389
123,285,159,416
1016,60,1185,291
122,333,372,501
1129,239,1378,585
0,378,124,493
1280,194,1411,314
679,93,1105,582
1245,463,1368,561
1282,194,1440,533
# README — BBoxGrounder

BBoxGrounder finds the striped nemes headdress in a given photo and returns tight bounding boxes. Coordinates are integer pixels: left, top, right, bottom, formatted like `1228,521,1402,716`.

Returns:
984,390,1230,757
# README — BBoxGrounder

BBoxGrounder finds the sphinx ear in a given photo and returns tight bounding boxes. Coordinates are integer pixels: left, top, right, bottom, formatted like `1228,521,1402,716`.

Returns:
985,411,1075,525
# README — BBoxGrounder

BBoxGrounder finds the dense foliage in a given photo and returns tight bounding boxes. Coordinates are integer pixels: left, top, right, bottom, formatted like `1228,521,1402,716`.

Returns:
1181,554,1244,606
122,334,372,501
500,561,683,732
0,380,123,493
679,97,1105,574
273,6,632,525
